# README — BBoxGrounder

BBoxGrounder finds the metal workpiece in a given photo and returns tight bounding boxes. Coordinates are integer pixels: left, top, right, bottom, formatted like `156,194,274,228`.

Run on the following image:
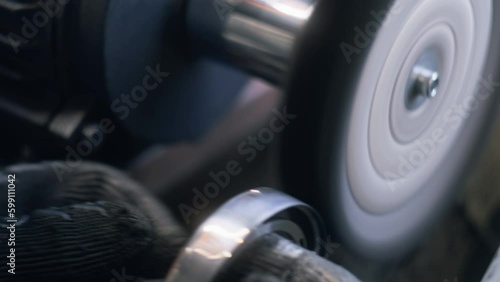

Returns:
165,187,326,282
187,0,317,84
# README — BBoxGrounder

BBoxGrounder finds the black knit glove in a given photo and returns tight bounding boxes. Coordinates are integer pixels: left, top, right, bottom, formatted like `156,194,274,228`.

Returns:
0,162,187,282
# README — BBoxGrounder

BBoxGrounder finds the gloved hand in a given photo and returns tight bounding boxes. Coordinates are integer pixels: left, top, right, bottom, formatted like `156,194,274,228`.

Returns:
0,162,187,282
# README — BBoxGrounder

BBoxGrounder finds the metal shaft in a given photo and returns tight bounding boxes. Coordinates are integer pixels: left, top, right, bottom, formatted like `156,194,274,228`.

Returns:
186,0,317,84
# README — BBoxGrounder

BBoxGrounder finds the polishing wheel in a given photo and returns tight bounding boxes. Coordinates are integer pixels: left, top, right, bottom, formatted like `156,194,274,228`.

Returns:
282,0,500,260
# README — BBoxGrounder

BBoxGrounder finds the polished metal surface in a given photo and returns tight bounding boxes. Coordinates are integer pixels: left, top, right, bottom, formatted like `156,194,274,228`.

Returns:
405,49,441,110
164,187,325,282
187,0,317,84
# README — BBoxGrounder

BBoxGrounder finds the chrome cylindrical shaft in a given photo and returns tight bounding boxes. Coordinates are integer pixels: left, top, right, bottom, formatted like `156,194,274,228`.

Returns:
187,0,317,84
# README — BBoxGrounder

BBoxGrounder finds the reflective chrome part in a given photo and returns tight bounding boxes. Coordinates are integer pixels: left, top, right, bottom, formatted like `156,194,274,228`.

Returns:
412,66,439,99
405,49,441,110
165,187,325,282
187,0,317,84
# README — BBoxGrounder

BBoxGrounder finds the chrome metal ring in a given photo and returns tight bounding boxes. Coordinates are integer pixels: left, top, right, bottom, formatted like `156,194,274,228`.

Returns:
164,187,325,282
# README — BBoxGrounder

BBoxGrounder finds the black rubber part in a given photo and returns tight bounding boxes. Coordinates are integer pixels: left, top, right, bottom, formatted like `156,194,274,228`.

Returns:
0,0,58,86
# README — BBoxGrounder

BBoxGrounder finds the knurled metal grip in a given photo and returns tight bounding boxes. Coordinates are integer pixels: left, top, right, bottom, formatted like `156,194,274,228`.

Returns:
165,187,326,282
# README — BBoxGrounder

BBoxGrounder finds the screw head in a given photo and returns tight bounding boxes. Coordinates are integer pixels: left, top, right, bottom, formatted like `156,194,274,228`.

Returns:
413,66,440,99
